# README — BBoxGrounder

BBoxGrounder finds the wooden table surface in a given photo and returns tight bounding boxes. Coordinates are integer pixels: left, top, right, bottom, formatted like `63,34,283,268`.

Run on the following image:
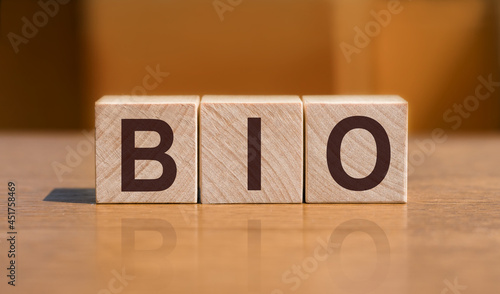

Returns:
0,132,499,294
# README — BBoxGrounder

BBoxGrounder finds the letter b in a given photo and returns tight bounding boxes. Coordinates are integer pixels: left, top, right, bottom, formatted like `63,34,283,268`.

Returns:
121,119,177,191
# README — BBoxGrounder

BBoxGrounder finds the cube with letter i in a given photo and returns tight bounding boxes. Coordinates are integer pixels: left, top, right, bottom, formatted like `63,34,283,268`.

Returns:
95,95,199,203
200,95,303,203
303,95,408,203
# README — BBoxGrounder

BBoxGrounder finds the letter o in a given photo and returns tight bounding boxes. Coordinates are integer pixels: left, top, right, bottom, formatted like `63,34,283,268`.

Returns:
327,116,391,191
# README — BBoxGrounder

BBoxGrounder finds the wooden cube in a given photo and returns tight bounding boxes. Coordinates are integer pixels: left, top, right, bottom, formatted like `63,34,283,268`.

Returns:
95,95,199,203
200,95,303,203
303,95,407,203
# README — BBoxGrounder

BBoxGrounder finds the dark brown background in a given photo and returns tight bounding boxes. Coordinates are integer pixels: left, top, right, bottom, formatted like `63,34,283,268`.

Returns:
1,0,499,132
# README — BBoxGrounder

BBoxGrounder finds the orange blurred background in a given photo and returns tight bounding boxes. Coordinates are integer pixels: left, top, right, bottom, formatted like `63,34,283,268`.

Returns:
1,0,499,132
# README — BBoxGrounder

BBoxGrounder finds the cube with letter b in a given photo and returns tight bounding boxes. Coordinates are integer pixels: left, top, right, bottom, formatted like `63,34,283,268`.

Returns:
200,95,303,203
304,95,408,203
95,96,199,203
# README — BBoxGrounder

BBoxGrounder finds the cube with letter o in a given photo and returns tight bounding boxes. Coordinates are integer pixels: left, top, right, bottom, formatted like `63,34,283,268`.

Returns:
304,95,408,203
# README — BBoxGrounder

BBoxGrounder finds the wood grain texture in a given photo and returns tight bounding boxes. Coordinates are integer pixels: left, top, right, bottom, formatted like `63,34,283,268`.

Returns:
95,95,199,203
200,95,303,203
0,133,500,294
304,95,407,203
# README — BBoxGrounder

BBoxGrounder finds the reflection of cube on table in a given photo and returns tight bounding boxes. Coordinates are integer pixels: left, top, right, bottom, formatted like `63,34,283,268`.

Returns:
304,95,407,203
95,95,199,203
200,95,303,203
